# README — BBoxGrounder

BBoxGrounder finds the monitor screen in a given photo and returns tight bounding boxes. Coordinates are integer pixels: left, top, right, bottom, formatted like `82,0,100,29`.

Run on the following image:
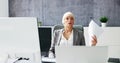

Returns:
38,26,52,57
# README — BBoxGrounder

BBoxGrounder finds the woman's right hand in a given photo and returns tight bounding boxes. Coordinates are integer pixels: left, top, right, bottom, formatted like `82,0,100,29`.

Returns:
48,51,55,58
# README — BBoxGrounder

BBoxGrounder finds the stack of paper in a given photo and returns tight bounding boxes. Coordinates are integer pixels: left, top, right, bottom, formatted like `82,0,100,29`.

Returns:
88,20,104,46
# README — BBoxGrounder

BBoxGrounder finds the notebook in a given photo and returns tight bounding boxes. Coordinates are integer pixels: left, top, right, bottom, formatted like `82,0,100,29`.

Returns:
55,46,108,63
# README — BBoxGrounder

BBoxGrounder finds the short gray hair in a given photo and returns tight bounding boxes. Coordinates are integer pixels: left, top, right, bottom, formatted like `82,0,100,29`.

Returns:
62,12,75,24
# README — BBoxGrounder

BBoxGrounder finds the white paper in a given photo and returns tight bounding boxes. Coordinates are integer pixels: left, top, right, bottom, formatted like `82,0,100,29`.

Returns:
88,20,104,45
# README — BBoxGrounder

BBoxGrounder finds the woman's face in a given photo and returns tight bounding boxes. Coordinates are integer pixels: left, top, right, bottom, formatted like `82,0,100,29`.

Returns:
63,15,74,28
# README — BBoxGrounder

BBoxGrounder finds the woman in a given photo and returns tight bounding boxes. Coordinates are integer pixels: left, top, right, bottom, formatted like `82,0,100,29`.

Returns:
49,12,97,58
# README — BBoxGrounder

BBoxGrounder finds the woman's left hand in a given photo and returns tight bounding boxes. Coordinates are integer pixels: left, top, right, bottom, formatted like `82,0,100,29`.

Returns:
91,35,97,46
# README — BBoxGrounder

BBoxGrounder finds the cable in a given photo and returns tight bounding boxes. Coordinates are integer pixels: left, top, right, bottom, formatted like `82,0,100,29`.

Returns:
13,57,29,63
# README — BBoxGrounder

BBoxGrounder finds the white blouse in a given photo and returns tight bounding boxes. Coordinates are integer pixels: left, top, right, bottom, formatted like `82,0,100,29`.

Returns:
60,30,73,46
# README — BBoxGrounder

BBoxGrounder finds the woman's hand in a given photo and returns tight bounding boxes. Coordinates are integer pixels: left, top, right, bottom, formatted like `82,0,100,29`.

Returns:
91,35,97,46
48,51,55,58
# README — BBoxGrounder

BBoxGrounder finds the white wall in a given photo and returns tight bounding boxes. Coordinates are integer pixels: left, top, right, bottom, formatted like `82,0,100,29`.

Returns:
0,0,8,17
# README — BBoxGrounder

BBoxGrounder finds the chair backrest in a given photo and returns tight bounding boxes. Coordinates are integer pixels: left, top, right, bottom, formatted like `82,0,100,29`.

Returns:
53,25,84,33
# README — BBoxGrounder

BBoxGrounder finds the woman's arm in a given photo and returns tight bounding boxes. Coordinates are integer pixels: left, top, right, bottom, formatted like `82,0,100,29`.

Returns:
48,30,59,58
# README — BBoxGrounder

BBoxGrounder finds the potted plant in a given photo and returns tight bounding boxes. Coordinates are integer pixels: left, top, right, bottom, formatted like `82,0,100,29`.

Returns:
38,21,42,27
99,16,108,27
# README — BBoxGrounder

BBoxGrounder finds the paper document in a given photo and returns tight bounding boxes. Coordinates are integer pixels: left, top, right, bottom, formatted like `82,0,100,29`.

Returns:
88,20,103,45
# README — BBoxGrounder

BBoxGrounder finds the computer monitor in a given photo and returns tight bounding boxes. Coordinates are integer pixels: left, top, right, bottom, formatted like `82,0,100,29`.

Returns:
38,26,52,57
55,46,108,63
0,17,41,63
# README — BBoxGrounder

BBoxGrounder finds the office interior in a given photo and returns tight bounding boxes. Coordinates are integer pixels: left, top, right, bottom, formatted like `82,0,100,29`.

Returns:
0,0,120,63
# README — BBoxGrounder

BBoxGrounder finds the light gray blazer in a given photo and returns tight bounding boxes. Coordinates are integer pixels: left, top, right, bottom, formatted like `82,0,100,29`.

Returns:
49,28,85,54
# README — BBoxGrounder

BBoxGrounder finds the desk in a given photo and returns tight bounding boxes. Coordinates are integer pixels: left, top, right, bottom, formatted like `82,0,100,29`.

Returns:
42,57,56,63
84,27,120,46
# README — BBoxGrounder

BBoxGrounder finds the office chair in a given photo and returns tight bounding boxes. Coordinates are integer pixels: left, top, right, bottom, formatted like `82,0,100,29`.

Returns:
53,24,84,33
